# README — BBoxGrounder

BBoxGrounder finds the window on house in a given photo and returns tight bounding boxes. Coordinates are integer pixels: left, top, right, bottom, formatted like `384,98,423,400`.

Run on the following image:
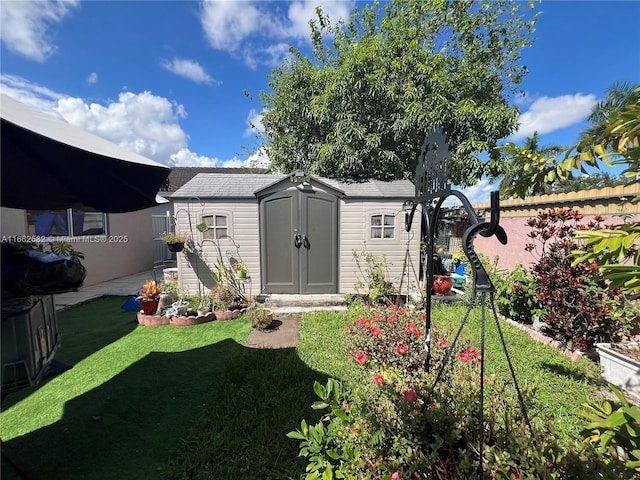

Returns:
26,208,107,237
370,214,395,239
202,214,228,240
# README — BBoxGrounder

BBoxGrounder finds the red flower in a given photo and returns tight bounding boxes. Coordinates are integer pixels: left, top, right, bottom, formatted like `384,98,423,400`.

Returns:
374,374,384,385
458,352,470,362
415,330,425,337
371,326,381,337
355,317,364,326
406,322,417,333
346,325,352,333
438,339,450,348
391,473,400,480
403,389,418,403
357,353,368,365
398,308,406,315
459,348,479,362
363,319,371,327
372,315,381,321
387,315,398,323
387,304,396,311
421,314,427,321
397,345,408,354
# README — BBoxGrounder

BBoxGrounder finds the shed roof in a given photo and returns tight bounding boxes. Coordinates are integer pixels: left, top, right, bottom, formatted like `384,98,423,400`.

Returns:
160,167,270,192
171,173,415,199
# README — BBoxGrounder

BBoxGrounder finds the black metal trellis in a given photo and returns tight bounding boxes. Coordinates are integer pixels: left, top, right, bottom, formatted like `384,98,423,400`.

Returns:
404,128,534,479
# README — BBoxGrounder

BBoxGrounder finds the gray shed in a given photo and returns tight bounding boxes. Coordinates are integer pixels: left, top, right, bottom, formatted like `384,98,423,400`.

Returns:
170,172,420,297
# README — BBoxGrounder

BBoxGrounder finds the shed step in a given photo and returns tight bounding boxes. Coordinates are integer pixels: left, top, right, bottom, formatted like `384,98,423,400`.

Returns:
258,294,347,308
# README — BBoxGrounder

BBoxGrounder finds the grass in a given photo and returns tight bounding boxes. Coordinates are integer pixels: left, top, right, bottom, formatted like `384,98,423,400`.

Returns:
1,297,608,479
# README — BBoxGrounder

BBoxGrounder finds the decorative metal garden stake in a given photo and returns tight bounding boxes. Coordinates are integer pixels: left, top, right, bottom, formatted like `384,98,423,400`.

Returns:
405,128,534,479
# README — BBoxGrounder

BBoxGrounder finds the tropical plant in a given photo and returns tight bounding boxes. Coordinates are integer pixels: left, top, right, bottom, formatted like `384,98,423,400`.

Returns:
494,131,565,197
502,84,640,294
140,280,162,299
525,208,625,350
261,0,539,185
576,385,640,473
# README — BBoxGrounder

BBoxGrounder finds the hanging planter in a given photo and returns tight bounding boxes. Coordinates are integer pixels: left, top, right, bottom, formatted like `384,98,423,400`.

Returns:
166,242,184,253
161,231,190,253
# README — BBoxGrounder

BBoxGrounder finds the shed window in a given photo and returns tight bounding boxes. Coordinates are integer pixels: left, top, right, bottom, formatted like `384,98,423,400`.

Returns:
202,214,228,240
27,208,107,237
370,214,395,239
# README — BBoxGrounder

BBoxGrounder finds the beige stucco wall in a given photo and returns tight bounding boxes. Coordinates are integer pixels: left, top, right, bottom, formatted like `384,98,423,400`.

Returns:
1,207,154,286
472,185,640,272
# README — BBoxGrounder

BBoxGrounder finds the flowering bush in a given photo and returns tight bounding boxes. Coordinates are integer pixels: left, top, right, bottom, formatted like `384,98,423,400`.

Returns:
290,306,622,479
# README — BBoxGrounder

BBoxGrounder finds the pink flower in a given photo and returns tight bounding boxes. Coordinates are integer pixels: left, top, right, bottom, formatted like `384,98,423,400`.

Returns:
421,314,427,321
415,330,425,337
387,315,398,323
363,319,371,327
458,352,470,362
371,326,381,337
387,304,396,311
410,409,419,417
458,348,479,362
397,345,408,354
403,390,418,403
374,374,384,385
406,323,416,333
355,317,364,326
357,353,368,365
391,473,400,480
437,339,449,348
372,315,381,321
398,308,406,315
346,325,352,333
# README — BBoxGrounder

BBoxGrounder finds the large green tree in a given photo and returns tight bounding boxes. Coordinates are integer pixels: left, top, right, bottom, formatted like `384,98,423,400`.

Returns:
260,0,538,185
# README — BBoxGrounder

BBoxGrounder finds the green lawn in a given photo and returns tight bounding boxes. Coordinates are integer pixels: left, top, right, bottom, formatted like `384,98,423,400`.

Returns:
1,298,607,479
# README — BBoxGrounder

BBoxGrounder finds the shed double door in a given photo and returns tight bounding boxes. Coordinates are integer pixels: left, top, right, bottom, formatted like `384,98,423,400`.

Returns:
260,188,338,294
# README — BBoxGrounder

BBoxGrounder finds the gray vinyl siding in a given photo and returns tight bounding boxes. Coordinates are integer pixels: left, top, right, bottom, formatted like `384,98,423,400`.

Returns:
174,200,262,296
338,199,421,295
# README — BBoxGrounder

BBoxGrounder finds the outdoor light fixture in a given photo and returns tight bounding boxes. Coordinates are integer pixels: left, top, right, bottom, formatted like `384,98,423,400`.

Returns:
290,169,309,183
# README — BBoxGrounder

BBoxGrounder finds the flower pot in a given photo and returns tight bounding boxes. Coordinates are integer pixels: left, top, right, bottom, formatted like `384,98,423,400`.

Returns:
237,271,247,279
433,275,453,296
596,343,640,397
172,301,189,316
166,242,184,253
140,298,159,315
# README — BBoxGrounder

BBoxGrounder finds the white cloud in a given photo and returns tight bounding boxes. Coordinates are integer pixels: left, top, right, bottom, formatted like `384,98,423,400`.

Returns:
54,91,188,163
0,73,64,111
199,0,354,68
513,93,597,140
244,108,264,136
161,58,219,85
442,179,495,207
87,72,98,85
0,0,79,62
169,148,222,167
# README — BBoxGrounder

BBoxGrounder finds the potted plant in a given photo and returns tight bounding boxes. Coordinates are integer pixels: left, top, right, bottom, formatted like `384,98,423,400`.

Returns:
171,287,190,316
234,261,248,279
158,280,177,311
245,303,274,330
161,231,190,253
596,342,640,397
139,280,162,315
197,295,213,317
211,285,236,320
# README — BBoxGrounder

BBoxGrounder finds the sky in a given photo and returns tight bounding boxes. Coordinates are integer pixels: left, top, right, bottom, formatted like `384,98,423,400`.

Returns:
1,0,639,204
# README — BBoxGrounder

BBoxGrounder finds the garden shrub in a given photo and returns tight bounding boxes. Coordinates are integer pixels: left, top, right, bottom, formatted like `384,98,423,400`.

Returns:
289,306,626,479
352,246,396,305
526,208,626,350
493,264,540,325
